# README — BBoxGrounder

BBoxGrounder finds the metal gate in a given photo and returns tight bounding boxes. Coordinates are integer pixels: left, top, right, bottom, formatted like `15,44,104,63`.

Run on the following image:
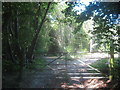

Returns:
18,52,108,88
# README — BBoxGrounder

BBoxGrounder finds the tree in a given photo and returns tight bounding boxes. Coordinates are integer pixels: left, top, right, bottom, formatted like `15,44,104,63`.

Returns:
2,2,56,82
88,2,119,80
63,2,119,80
2,2,54,63
26,2,51,62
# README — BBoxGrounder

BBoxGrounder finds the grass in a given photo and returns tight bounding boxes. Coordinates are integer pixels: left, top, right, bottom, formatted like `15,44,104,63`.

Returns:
26,58,46,70
90,58,109,74
90,57,120,78
114,57,120,80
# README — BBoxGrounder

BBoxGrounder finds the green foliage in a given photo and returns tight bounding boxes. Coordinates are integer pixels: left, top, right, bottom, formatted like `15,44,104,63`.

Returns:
114,58,120,80
26,58,46,70
63,2,119,53
88,2,119,52
2,2,97,73
3,60,20,72
66,46,73,53
35,22,51,53
91,58,109,74
2,2,57,72
91,58,120,80
2,58,46,72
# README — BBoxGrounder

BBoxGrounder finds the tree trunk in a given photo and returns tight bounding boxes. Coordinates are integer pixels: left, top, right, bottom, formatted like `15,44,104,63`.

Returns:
13,9,25,83
109,40,115,81
7,25,16,63
26,2,51,62
14,9,24,64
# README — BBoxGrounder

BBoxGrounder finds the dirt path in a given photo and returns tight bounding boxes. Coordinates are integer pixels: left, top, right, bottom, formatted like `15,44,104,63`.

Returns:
3,53,109,89
17,55,108,89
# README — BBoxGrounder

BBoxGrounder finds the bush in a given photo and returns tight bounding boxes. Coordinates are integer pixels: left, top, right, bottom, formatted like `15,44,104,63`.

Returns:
2,60,20,72
26,58,46,70
3,58,46,72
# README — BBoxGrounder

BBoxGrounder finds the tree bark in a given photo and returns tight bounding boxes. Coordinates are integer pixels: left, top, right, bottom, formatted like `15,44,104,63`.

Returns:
109,40,115,81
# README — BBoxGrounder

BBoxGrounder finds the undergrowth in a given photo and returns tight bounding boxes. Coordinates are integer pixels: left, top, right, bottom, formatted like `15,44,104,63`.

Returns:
91,57,120,80
3,57,46,72
25,58,46,70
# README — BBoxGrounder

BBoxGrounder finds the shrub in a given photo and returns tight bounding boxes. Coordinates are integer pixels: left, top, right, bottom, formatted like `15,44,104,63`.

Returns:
2,60,20,72
26,58,46,70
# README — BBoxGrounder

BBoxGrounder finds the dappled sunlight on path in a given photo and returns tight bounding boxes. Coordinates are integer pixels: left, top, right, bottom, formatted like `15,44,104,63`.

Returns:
40,54,109,88
61,78,107,89
3,53,110,89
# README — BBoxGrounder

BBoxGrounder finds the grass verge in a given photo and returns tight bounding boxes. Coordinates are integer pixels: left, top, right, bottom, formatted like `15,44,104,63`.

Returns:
90,57,120,78
90,58,109,74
